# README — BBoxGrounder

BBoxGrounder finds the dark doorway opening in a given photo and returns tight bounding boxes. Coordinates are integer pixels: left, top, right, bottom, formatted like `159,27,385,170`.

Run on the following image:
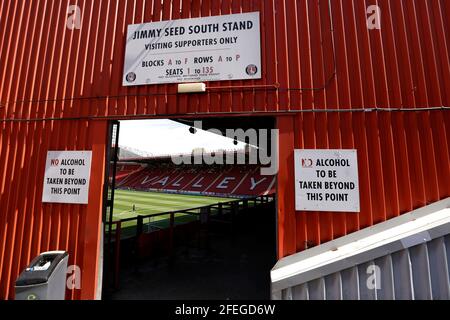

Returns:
102,117,277,300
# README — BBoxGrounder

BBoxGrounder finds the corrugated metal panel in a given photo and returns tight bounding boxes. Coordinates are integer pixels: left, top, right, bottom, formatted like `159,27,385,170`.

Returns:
279,106,450,257
1,0,449,116
0,0,449,299
0,120,107,300
277,234,450,300
272,198,450,300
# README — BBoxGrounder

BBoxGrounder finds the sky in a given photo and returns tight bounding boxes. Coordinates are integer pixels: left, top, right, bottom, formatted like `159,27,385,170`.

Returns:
119,119,246,156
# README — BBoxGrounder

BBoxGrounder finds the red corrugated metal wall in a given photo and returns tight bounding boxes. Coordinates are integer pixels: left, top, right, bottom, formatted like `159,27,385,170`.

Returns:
1,0,449,299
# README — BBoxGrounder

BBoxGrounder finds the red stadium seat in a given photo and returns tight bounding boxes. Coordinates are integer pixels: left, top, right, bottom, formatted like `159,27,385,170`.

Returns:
116,163,276,197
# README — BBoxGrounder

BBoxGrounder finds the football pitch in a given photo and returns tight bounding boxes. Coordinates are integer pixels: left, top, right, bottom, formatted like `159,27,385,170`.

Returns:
111,189,233,234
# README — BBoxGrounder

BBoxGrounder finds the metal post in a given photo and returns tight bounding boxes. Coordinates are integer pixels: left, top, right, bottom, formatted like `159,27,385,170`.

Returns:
231,202,238,233
136,215,144,237
114,221,121,290
169,213,175,256
218,203,223,216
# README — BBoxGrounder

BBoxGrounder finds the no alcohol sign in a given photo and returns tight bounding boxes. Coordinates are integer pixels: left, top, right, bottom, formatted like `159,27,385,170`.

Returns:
294,150,360,213
42,151,92,204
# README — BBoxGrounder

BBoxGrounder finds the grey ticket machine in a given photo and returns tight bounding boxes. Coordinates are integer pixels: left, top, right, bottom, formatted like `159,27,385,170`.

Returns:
15,251,69,300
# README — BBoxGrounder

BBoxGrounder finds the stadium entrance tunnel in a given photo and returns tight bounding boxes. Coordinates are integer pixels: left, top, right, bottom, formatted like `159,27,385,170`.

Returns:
101,117,278,299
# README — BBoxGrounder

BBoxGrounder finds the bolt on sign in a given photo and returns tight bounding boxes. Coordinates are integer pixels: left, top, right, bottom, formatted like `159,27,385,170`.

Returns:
294,150,360,212
123,12,261,86
42,151,92,204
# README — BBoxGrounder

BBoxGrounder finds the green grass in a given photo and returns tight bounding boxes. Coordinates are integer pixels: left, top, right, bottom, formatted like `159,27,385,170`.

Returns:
109,189,233,237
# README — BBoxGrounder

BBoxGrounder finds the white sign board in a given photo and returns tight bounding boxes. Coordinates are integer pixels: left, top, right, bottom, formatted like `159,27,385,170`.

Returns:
123,12,261,86
42,151,92,204
294,150,360,212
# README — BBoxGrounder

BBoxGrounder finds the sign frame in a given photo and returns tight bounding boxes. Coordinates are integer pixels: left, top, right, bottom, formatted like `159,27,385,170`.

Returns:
42,151,93,205
122,12,262,86
294,149,360,213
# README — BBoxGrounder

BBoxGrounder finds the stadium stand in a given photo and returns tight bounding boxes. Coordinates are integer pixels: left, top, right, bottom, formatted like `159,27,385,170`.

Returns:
116,161,276,198
115,164,143,184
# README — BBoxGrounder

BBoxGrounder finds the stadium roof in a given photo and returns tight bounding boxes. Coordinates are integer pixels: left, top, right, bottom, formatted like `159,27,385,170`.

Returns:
174,117,275,144
118,148,254,163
